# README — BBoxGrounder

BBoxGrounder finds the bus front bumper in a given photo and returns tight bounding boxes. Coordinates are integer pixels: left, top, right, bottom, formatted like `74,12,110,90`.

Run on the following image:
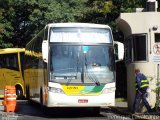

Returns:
46,92,115,107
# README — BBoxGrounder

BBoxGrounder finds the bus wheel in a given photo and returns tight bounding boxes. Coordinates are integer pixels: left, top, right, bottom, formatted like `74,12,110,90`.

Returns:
88,107,100,115
40,87,43,105
26,85,30,100
16,86,23,99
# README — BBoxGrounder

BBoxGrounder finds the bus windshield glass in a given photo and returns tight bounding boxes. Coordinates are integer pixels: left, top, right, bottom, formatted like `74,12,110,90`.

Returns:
50,45,115,85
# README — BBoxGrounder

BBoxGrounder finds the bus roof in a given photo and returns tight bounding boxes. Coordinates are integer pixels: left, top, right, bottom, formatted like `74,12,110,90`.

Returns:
0,48,25,54
46,23,111,29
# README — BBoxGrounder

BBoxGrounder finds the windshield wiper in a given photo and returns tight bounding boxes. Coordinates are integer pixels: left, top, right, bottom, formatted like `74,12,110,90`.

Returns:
84,54,100,86
87,68,100,86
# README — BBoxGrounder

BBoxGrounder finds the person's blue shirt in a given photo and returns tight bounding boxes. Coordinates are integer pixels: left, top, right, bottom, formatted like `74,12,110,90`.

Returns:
136,73,147,90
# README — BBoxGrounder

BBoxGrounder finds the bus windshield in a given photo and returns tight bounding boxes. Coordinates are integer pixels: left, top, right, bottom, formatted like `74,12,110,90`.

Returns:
50,45,115,85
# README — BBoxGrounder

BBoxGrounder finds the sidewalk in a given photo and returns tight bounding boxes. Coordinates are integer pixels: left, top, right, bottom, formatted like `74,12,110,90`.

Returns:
115,101,129,114
113,101,160,120
111,101,131,115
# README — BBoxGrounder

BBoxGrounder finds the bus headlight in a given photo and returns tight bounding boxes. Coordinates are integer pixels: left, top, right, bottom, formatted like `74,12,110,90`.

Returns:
102,87,116,94
48,87,65,94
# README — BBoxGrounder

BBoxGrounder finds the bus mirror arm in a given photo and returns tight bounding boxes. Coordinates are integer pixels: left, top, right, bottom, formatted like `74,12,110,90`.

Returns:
42,40,48,63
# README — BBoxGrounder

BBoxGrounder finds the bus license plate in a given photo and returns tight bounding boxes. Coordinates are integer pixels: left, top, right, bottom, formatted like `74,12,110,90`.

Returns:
78,99,88,103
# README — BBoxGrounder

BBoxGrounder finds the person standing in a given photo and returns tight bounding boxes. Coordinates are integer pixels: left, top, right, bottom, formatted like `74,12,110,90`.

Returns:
133,69,151,113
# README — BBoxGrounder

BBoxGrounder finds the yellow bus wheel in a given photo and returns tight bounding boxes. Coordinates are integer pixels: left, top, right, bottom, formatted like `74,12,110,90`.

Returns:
16,86,23,99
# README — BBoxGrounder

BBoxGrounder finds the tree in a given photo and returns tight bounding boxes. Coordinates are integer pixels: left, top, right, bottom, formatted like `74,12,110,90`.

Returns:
0,0,157,47
0,0,89,48
0,0,14,48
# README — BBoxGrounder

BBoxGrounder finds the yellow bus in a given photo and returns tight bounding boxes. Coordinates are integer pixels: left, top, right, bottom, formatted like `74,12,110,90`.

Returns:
0,48,25,99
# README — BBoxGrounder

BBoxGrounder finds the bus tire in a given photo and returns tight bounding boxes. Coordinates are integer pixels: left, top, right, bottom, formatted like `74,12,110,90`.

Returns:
16,85,24,99
26,85,30,100
40,87,43,105
88,107,100,115
40,87,47,114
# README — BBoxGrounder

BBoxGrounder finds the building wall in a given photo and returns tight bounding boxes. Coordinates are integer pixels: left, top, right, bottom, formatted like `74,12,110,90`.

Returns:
117,11,160,112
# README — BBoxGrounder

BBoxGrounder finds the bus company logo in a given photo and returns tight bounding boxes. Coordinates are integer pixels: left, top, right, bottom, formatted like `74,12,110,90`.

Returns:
67,86,78,89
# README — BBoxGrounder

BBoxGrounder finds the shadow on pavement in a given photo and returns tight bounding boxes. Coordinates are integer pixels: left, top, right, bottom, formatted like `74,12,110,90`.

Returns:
15,100,103,118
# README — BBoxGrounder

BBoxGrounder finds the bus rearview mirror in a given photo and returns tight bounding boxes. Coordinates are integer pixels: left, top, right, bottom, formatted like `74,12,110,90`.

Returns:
42,40,48,63
114,41,124,61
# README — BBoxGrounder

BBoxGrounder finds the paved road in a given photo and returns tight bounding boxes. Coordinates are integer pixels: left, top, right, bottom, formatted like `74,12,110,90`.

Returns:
0,100,133,120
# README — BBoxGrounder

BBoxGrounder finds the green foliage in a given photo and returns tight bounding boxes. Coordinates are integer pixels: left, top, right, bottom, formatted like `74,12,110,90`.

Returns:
0,6,13,48
0,0,89,47
0,0,158,47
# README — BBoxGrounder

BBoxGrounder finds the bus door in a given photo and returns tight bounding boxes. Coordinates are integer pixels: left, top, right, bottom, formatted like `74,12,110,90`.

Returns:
0,54,6,95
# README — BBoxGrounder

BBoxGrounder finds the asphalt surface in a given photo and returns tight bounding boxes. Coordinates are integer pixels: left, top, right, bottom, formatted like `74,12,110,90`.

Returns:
0,100,159,120
0,100,133,120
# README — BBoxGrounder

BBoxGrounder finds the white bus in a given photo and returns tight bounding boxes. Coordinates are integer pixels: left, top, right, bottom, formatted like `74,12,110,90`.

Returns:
24,23,123,113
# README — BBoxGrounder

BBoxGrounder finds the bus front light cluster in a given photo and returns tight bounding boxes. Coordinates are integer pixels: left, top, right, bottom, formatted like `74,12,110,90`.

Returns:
48,87,65,94
102,87,116,94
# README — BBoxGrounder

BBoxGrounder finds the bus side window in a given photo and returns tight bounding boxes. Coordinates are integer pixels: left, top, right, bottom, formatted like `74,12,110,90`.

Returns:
4,53,18,71
0,55,3,68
